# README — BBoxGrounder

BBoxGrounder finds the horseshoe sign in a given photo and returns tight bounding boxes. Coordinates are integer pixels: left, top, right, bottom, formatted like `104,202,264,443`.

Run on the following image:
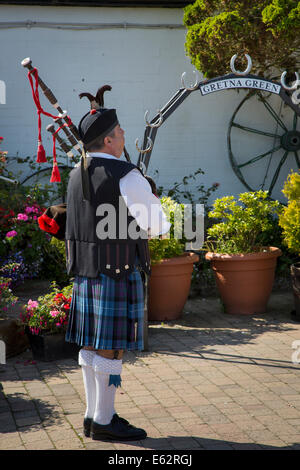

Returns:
136,54,300,198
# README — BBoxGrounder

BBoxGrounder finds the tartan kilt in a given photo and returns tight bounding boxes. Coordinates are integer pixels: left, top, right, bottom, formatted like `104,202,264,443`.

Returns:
65,266,145,351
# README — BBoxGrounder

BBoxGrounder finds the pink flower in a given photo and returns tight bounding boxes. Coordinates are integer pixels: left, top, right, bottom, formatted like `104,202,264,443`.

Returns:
25,206,35,214
17,213,29,221
50,310,59,317
27,299,38,309
56,322,62,327
6,230,17,238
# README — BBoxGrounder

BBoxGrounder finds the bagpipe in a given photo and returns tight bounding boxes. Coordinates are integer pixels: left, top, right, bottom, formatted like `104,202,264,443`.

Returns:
21,57,157,240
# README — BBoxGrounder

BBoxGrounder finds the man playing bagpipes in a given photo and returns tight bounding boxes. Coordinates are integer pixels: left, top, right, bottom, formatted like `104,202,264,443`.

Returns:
63,97,170,441
22,55,170,440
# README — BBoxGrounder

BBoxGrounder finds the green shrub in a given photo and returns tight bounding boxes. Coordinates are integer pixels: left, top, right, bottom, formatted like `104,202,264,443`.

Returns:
184,0,300,79
279,171,300,255
205,190,282,254
148,197,186,263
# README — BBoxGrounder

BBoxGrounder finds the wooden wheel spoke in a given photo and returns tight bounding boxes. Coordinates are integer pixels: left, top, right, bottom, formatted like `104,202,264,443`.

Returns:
269,150,289,195
293,112,298,131
232,122,280,138
259,96,288,132
237,144,282,169
294,151,300,167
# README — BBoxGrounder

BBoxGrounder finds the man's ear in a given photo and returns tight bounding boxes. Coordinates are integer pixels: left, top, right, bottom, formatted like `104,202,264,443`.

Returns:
103,135,111,146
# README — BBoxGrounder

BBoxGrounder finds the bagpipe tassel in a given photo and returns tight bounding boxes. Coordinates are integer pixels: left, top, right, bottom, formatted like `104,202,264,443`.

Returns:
36,141,47,163
36,109,47,163
50,132,61,183
50,161,61,183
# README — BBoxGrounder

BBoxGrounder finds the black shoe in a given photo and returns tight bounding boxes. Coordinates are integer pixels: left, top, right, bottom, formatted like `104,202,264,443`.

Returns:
83,417,93,437
90,414,147,441
83,414,128,438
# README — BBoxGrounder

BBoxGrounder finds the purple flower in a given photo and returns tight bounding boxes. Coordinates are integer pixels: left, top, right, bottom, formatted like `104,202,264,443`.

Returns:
25,206,35,214
6,230,18,238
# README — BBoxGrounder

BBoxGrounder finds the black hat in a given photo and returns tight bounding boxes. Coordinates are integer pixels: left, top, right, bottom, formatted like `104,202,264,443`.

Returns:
77,85,120,202
78,108,119,145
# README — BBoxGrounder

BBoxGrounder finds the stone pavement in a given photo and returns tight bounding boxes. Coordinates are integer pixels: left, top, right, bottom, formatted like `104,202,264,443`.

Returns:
0,291,300,451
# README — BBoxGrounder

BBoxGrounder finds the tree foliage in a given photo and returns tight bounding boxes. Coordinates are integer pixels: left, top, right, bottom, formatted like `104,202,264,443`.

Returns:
183,0,300,79
279,171,300,255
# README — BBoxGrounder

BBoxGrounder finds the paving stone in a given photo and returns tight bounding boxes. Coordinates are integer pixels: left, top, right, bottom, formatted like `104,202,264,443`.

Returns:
1,291,299,450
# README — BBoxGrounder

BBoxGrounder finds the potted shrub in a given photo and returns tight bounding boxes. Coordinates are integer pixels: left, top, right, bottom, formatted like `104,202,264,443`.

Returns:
278,171,300,321
20,281,79,361
148,197,199,321
205,190,282,315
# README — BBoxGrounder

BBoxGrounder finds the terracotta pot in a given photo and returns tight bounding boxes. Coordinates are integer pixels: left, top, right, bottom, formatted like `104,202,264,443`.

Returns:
148,252,199,321
205,247,282,315
291,262,300,321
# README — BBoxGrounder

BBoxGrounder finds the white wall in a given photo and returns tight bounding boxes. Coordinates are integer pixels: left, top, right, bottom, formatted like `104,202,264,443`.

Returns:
0,4,298,204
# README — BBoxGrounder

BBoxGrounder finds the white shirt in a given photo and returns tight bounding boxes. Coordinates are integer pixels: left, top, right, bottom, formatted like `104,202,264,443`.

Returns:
87,152,171,237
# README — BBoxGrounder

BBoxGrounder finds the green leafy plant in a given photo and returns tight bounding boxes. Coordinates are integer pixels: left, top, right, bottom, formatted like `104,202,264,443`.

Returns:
0,276,18,318
0,136,7,176
40,238,71,287
184,0,300,79
148,197,186,263
205,190,282,254
3,202,49,273
279,170,300,256
20,281,73,335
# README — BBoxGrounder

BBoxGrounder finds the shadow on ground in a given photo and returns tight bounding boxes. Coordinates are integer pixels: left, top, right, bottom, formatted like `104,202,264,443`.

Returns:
1,391,299,450
0,391,63,433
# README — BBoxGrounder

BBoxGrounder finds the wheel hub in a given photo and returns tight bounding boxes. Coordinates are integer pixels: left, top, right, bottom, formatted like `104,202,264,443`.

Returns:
281,130,300,151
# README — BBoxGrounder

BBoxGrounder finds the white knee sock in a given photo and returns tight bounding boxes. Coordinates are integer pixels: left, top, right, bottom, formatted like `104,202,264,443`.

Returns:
78,349,96,420
93,354,122,425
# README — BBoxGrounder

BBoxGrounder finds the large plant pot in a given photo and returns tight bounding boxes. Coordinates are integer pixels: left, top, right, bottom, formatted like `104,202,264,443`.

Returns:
148,252,199,321
205,247,282,315
291,262,300,321
25,328,80,362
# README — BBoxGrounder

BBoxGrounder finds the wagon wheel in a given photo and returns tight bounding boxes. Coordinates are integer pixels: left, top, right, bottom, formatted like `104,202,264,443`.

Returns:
228,90,300,201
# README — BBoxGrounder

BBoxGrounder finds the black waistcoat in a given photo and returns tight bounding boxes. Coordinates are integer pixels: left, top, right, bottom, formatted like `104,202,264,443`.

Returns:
65,157,151,279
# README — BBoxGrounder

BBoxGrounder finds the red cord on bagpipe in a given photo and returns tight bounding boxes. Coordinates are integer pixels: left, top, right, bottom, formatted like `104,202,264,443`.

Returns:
50,121,71,183
27,67,70,182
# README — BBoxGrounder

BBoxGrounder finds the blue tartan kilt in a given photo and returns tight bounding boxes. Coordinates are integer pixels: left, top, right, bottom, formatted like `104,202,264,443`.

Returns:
65,267,145,351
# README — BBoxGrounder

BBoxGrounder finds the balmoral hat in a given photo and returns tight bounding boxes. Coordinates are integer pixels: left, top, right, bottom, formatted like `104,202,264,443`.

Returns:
78,85,119,201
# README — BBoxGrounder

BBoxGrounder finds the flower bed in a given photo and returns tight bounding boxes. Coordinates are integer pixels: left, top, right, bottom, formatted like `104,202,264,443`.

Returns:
20,282,73,335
